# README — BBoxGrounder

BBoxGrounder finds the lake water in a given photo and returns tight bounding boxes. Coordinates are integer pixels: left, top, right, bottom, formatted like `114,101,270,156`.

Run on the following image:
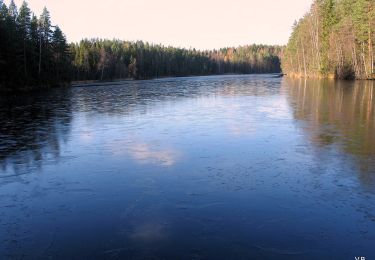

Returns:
0,75,374,259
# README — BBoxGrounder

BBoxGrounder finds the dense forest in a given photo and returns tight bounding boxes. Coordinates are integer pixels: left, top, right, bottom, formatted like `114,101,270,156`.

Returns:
283,0,375,79
0,0,71,91
2,0,375,90
70,40,281,81
0,0,281,91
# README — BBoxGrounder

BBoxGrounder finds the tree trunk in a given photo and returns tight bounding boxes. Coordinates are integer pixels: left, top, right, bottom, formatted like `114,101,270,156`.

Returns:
297,48,302,76
352,39,359,77
369,26,374,74
301,39,307,77
23,40,27,77
362,42,368,77
39,37,42,76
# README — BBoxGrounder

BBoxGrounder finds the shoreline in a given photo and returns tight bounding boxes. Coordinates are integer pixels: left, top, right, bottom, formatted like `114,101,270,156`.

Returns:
71,73,284,88
284,72,375,81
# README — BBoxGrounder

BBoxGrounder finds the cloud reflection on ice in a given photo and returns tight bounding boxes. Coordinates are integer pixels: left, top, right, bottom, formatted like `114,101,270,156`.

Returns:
108,137,180,167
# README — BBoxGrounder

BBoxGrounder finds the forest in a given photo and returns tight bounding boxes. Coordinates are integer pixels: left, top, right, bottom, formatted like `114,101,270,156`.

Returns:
282,0,375,79
0,0,71,91
71,40,281,81
3,0,374,91
0,0,281,91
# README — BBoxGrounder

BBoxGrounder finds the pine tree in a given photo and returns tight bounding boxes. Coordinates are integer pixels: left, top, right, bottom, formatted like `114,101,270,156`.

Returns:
38,7,52,77
52,25,70,83
17,1,31,77
0,3,73,90
7,0,17,20
0,0,4,86
283,0,375,79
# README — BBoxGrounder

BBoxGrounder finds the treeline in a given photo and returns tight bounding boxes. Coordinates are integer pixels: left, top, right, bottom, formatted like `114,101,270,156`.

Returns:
0,0,71,91
0,1,282,91
283,0,375,79
70,40,281,81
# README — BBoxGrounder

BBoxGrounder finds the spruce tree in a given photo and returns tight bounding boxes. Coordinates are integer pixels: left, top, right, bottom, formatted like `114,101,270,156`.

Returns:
38,7,52,78
7,0,17,20
52,25,70,83
17,1,31,77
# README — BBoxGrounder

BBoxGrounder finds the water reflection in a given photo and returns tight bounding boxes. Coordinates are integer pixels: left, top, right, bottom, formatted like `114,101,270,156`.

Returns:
1,75,374,259
284,78,375,182
0,75,281,174
0,89,72,176
107,138,180,166
72,75,282,116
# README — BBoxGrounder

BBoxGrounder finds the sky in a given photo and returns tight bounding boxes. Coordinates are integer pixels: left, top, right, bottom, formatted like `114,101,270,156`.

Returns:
7,0,313,50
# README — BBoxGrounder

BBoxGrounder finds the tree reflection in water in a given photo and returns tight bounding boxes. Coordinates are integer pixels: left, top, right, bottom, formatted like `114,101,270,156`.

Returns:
0,89,73,176
284,78,375,187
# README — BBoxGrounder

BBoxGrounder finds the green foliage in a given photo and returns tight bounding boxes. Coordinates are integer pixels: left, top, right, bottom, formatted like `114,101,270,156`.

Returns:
7,0,17,20
0,2,70,91
0,2,282,91
283,0,375,79
70,40,282,81
320,0,337,73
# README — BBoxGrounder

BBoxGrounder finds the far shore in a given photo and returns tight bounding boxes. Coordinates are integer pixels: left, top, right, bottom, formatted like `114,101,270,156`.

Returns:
71,73,285,87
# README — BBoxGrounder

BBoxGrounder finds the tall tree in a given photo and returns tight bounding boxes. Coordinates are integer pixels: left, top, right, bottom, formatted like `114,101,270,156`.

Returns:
0,2,71,91
0,0,5,85
17,1,31,77
38,7,52,77
52,25,70,83
7,0,17,20
283,0,375,79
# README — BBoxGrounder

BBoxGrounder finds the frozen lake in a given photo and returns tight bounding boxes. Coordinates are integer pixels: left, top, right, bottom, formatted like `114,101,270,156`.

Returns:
0,75,374,259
